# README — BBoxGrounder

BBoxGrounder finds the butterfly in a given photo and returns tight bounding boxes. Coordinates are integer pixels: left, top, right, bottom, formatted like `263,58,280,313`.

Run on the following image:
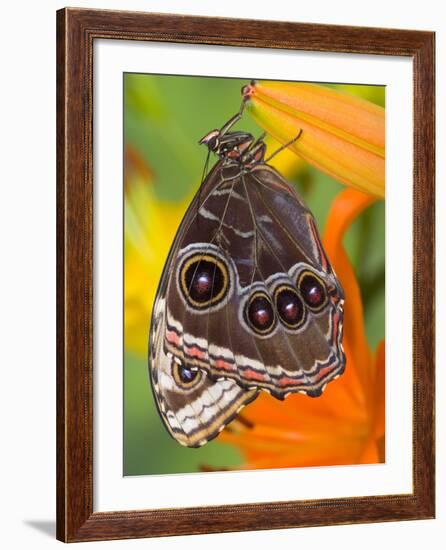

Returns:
148,93,346,448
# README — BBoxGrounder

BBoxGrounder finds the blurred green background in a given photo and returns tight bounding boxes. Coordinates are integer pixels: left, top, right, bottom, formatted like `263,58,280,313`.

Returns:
123,74,385,476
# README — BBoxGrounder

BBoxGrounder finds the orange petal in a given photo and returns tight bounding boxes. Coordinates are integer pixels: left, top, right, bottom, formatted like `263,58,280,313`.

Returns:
372,340,386,441
323,188,377,394
358,439,380,464
359,342,386,465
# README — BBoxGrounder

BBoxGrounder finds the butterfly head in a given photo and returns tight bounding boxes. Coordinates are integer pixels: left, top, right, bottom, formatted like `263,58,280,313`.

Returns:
199,129,256,164
199,129,220,152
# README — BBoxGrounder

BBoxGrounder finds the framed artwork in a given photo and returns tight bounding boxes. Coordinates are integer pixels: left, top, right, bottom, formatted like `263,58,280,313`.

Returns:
56,7,435,542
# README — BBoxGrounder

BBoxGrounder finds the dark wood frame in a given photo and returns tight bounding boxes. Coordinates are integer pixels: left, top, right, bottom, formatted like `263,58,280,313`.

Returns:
56,7,435,542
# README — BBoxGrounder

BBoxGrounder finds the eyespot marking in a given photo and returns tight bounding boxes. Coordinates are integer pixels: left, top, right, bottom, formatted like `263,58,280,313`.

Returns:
179,252,230,310
172,360,203,390
243,291,276,336
297,270,328,312
274,284,306,329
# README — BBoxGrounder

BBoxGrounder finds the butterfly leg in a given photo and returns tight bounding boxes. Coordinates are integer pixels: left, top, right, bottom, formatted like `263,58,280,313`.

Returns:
248,132,266,149
218,97,248,137
264,128,303,163
241,140,267,167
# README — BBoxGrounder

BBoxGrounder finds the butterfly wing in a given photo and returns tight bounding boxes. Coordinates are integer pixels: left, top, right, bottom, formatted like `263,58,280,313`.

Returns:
149,162,259,447
233,165,345,397
149,160,345,446
150,294,258,448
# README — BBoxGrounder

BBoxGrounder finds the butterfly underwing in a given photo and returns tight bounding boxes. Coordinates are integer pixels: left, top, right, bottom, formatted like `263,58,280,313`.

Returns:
148,95,346,448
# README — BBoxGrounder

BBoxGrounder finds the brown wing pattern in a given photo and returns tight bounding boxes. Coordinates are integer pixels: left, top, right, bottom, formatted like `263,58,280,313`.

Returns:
149,160,345,446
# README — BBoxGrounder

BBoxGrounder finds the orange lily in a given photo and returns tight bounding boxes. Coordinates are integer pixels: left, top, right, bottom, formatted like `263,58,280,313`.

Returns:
219,188,385,468
243,81,385,198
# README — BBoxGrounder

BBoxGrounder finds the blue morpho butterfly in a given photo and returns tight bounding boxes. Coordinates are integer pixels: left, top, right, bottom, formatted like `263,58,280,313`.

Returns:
149,84,345,447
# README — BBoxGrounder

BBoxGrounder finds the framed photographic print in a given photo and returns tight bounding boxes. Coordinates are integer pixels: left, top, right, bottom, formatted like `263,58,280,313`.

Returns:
56,7,435,542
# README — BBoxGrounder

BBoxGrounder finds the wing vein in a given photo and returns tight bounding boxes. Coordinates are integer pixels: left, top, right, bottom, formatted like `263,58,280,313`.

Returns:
242,173,312,382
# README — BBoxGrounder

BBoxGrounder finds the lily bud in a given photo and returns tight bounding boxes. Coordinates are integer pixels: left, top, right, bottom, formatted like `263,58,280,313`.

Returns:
242,81,385,198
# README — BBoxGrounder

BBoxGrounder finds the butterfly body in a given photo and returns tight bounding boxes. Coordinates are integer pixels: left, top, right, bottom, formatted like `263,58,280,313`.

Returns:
149,109,345,447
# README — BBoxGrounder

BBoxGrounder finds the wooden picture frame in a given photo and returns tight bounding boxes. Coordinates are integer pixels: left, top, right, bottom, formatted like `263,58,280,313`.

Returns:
56,7,435,542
